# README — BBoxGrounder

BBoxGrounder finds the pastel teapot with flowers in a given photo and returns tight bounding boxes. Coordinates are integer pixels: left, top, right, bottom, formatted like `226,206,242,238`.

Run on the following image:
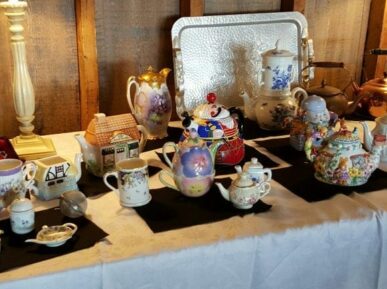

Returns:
306,120,382,186
159,130,222,197
127,66,172,139
181,93,244,165
215,166,271,209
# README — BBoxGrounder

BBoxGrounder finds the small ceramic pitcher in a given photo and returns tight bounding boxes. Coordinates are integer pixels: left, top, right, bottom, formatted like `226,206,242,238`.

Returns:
127,66,172,139
103,158,151,207
9,197,35,234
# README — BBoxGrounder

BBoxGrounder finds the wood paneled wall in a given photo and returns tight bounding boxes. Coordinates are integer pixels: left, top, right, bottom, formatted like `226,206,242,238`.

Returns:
0,0,382,137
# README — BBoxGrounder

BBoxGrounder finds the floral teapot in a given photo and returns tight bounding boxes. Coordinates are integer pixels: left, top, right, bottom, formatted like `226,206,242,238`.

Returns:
215,166,271,209
127,66,172,139
181,93,244,165
159,130,222,197
361,114,387,170
306,120,382,186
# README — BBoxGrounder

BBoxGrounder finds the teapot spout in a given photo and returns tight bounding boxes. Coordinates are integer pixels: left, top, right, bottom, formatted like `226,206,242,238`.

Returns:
74,134,89,154
345,81,364,115
215,182,230,201
160,68,171,80
208,141,223,163
73,152,83,182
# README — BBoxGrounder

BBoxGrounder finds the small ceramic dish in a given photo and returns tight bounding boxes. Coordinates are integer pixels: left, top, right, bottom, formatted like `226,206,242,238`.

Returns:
25,223,77,247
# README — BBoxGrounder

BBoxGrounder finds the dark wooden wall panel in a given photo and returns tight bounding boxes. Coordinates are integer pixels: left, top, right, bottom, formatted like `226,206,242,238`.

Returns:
0,0,80,137
95,0,180,118
204,0,280,14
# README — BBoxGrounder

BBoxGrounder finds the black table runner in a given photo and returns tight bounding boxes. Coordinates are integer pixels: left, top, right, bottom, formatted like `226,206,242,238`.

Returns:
0,208,108,272
135,178,272,233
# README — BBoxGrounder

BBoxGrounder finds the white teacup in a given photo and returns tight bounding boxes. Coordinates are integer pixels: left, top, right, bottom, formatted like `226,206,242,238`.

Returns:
103,158,151,207
0,159,38,209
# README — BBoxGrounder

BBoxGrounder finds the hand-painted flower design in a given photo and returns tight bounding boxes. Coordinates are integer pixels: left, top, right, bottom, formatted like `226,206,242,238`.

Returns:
180,148,213,177
271,65,292,90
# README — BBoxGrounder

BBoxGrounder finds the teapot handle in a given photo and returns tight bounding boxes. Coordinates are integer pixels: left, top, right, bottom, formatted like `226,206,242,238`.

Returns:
127,76,139,114
162,142,178,169
257,181,271,198
136,125,148,153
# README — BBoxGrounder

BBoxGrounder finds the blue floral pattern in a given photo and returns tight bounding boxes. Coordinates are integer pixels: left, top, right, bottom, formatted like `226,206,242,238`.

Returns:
271,65,292,90
180,148,213,178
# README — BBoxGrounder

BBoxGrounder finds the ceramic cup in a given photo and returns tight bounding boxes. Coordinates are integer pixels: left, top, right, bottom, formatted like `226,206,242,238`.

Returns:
103,158,151,207
0,159,38,208
159,170,215,197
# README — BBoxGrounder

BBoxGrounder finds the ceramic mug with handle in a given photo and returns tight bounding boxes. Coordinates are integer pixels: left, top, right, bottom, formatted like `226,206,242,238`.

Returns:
103,158,151,207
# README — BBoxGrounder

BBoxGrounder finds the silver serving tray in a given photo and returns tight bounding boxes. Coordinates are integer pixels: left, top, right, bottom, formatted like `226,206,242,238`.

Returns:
171,12,312,116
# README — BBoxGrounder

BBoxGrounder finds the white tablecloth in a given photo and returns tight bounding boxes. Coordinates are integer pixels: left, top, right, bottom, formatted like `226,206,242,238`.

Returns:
1,121,386,289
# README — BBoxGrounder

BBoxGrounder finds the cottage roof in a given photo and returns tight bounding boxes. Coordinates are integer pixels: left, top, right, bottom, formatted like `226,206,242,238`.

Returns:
85,113,141,146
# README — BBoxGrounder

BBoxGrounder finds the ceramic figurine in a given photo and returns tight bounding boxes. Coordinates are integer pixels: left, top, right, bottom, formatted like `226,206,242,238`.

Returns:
159,130,221,197
75,113,148,177
9,197,34,234
127,66,172,139
181,93,245,165
215,167,271,209
290,95,337,151
33,153,82,200
361,114,387,170
255,40,308,130
306,120,382,186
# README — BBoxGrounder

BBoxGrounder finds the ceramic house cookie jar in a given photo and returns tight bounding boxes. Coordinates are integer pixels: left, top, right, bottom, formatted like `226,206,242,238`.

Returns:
75,113,148,177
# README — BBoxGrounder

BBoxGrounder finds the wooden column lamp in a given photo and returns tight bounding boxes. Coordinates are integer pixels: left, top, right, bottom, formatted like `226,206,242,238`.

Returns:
0,0,56,160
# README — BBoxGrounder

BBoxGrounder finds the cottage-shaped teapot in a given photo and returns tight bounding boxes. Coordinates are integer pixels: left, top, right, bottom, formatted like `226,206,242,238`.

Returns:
215,166,271,209
75,113,148,177
33,153,82,200
361,114,387,170
306,120,382,186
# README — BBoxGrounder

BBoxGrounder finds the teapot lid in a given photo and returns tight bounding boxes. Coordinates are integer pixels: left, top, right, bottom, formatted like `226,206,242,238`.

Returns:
244,157,263,170
193,93,230,120
376,114,387,125
306,79,343,97
328,122,361,149
10,197,33,212
261,40,295,58
234,171,255,188
301,95,328,112
138,66,170,88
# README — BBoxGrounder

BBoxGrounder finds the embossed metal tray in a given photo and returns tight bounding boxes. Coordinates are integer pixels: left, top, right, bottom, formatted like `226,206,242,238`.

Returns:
171,12,311,116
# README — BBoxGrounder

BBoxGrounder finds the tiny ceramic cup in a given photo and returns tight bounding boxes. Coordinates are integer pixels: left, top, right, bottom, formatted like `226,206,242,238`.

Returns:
159,170,214,197
9,197,35,234
103,158,151,207
0,159,38,209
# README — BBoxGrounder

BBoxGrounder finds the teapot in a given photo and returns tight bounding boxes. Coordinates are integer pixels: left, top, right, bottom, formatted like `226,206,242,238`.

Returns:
127,66,172,139
306,120,382,186
240,157,272,183
301,62,363,117
239,90,258,121
75,113,147,177
159,130,222,197
215,167,271,209
181,93,245,165
354,73,387,118
33,153,82,200
361,114,387,170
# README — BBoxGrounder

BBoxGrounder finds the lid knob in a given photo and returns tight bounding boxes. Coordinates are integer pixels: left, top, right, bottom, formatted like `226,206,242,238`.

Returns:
207,92,217,104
